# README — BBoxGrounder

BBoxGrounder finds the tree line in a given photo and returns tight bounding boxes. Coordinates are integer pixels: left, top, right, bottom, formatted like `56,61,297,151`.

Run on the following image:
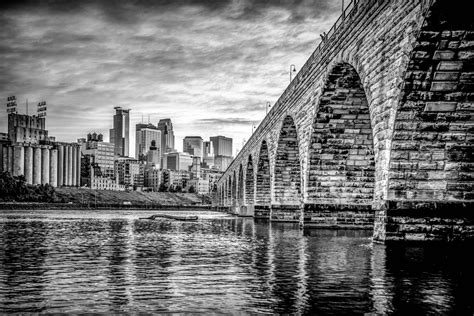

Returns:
0,171,59,202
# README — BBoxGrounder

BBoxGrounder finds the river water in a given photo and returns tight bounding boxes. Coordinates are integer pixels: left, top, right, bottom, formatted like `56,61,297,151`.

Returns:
0,209,473,314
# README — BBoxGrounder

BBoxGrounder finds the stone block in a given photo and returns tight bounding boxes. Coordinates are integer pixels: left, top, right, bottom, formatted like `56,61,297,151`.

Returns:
430,81,458,91
436,61,463,71
433,50,455,60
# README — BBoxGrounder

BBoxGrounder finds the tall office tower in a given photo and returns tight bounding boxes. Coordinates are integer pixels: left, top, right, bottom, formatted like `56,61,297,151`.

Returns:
183,136,203,158
210,136,232,171
157,119,175,155
111,107,130,157
210,136,232,157
135,123,161,161
203,141,214,168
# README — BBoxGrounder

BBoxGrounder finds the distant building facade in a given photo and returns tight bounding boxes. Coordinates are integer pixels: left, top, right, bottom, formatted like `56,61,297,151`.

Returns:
210,136,233,171
110,107,130,157
202,141,214,168
183,136,203,158
80,132,115,179
210,136,232,157
157,119,175,156
162,152,193,171
162,169,190,189
144,169,162,191
188,178,209,194
135,123,161,161
0,112,80,187
114,158,144,189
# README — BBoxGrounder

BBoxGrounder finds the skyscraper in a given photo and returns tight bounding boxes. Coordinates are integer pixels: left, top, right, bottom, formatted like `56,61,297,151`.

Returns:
110,107,130,157
135,123,161,161
203,141,214,168
210,136,232,157
183,136,203,158
157,119,175,155
210,136,233,171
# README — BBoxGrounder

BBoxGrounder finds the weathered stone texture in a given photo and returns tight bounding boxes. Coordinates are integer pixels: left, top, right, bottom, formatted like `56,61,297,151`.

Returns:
216,0,474,242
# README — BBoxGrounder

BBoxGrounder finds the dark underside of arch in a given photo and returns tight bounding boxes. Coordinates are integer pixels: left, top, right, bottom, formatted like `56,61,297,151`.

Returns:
255,141,271,218
272,116,302,222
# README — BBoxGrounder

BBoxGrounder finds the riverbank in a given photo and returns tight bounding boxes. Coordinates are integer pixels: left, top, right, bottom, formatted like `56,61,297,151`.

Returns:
0,188,211,210
0,202,211,210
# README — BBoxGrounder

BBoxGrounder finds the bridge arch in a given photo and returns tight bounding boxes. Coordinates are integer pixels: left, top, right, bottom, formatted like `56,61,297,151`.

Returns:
306,62,375,226
379,0,474,241
272,115,302,221
245,155,255,205
238,164,244,205
255,140,271,218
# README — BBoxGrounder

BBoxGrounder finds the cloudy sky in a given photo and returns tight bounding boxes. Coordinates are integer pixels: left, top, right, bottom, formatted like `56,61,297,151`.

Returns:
0,0,340,156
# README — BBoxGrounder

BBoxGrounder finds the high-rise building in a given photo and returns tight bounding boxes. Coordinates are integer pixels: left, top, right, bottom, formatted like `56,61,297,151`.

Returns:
111,107,130,157
135,123,161,161
210,136,233,171
210,136,232,157
157,119,175,155
203,141,214,168
183,136,203,158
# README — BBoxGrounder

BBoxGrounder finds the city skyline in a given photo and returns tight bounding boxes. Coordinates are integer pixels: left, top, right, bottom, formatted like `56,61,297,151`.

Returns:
0,0,341,157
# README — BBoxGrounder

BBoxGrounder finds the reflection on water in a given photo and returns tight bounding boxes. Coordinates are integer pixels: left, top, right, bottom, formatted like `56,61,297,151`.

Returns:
0,210,473,314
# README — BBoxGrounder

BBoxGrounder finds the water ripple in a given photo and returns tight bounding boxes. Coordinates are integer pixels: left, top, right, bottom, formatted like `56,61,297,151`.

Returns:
0,209,473,314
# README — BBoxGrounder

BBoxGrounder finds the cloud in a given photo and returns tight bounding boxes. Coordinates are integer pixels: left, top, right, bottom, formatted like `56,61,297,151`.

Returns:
0,0,339,155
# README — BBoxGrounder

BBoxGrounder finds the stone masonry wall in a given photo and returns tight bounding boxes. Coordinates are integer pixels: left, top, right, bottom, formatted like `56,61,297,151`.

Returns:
217,0,473,241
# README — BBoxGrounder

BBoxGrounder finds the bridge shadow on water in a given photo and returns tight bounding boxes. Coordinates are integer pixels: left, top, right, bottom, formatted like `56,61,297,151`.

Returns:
0,211,473,314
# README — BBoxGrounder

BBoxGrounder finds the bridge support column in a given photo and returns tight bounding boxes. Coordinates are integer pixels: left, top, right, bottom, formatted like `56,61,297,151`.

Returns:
240,204,254,217
373,201,474,243
254,205,271,219
271,204,302,222
303,204,374,229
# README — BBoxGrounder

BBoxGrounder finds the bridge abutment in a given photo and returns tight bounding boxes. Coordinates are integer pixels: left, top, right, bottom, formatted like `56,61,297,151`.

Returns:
254,205,271,219
270,204,302,222
374,201,474,242
303,204,374,229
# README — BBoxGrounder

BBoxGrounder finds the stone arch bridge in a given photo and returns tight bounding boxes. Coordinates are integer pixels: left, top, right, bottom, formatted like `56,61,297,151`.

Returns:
216,0,474,242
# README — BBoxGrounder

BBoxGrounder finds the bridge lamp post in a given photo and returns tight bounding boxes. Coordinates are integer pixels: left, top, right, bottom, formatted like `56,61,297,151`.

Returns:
266,101,271,114
290,64,296,83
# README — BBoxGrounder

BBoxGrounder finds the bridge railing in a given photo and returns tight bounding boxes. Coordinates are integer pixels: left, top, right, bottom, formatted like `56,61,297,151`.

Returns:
218,0,379,183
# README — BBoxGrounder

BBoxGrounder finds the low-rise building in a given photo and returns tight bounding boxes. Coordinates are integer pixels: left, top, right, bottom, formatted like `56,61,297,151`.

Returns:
114,158,144,189
188,178,209,194
145,168,162,191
